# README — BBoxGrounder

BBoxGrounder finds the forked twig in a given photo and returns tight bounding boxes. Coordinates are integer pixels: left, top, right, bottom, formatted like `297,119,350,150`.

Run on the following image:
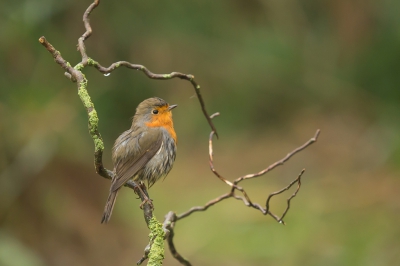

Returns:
164,112,320,265
265,169,304,224
175,125,319,222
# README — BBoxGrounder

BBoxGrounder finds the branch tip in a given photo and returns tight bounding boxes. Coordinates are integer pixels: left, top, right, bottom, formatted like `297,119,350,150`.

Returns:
210,112,220,119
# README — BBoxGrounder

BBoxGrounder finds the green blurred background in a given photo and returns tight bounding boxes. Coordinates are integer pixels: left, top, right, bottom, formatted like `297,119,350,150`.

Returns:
1,0,399,265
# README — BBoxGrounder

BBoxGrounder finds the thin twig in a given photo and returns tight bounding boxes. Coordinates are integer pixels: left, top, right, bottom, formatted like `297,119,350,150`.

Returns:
38,37,75,74
164,212,191,266
78,0,100,65
278,169,304,222
177,193,232,220
136,244,151,265
265,169,305,224
208,129,254,205
234,129,320,184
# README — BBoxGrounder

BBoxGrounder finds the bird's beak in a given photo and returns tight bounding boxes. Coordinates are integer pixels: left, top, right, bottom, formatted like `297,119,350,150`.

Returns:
168,104,178,110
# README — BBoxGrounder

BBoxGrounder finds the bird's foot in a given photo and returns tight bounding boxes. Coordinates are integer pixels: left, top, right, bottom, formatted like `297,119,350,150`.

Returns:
134,182,154,210
139,197,154,210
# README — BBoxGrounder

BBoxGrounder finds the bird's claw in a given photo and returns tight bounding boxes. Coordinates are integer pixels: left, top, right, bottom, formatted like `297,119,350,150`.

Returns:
139,198,154,210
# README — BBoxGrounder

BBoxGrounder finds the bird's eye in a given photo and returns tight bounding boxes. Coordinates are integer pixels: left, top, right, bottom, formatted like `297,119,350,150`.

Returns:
152,109,159,114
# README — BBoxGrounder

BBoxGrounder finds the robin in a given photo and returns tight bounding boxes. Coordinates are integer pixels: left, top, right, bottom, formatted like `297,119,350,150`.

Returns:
101,97,177,223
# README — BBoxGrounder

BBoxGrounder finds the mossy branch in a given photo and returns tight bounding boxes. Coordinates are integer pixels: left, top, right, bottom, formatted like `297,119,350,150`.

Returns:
147,217,166,266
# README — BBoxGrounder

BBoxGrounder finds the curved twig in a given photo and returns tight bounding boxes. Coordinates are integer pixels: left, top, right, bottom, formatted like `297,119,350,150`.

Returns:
78,0,100,65
162,212,191,266
164,110,319,265
87,59,218,137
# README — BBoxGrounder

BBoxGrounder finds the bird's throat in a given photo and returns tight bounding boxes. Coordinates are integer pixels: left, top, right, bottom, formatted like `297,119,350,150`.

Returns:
145,113,177,144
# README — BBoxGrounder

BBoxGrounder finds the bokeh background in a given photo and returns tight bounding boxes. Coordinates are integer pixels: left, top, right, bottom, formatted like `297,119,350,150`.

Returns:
1,0,399,265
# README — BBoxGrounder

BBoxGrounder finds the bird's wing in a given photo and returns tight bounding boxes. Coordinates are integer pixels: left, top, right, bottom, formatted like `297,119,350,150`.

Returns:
111,129,163,192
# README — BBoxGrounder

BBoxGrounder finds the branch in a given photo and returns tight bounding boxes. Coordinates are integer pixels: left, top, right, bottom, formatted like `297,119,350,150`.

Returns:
176,124,319,222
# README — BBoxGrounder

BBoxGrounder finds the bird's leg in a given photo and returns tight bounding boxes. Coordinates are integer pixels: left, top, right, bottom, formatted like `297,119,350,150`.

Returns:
139,182,154,209
140,181,150,199
134,182,154,210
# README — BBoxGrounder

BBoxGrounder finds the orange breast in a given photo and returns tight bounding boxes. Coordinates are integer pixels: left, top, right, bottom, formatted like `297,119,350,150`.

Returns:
145,111,177,144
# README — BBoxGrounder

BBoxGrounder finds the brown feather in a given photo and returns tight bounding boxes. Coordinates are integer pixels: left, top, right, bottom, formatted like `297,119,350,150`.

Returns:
101,190,118,223
111,130,163,191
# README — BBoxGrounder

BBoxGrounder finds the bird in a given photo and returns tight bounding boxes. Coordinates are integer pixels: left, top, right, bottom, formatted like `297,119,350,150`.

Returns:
101,97,177,223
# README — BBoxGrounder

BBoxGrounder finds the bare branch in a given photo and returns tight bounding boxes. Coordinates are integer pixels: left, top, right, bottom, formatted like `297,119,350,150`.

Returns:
265,169,305,224
81,0,99,41
278,169,304,222
176,193,232,220
78,0,100,65
175,123,319,224
38,37,75,74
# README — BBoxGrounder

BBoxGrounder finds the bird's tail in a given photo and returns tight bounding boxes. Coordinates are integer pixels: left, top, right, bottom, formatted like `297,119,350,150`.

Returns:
101,190,118,224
